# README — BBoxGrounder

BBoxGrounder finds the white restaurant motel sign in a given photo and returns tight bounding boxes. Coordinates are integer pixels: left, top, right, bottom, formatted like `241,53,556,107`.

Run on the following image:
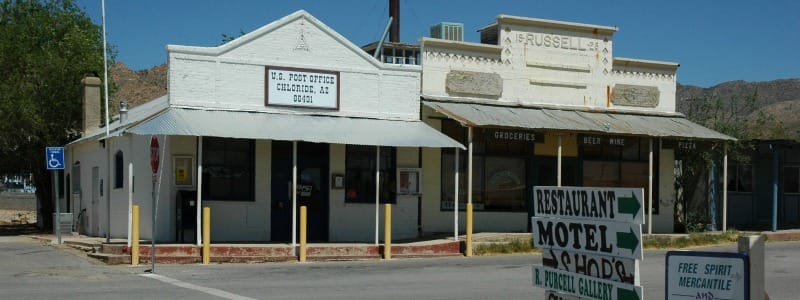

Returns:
532,186,644,300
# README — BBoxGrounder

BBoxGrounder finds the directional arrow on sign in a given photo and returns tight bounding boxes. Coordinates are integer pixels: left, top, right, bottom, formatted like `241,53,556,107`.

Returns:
617,192,641,219
617,228,640,255
533,186,644,224
532,216,643,260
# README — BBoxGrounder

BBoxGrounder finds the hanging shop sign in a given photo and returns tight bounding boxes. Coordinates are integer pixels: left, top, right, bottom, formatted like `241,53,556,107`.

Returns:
580,135,630,147
665,251,748,300
265,66,339,110
542,248,637,284
487,129,544,144
533,186,644,224
532,217,643,260
533,265,643,300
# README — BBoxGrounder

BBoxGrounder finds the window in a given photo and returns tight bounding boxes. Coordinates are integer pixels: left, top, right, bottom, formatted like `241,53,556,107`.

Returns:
727,163,753,192
202,137,254,201
440,121,529,212
345,145,395,203
582,136,658,214
114,151,123,189
785,166,800,193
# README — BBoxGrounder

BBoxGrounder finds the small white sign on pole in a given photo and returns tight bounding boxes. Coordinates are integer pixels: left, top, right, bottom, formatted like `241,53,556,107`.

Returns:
665,251,748,300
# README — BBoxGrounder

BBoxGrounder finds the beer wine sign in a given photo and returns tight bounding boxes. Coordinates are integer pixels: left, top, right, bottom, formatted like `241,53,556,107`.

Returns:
533,186,644,300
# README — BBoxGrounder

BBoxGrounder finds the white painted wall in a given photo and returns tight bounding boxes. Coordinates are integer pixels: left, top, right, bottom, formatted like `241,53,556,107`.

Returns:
167,11,421,121
328,144,420,242
421,16,678,115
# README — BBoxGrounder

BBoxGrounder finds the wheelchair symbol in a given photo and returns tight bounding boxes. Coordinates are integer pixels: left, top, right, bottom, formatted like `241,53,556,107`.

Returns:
48,153,62,169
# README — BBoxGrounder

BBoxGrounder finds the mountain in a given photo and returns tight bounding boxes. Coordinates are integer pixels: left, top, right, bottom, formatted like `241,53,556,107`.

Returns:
111,62,799,140
676,79,800,140
109,62,167,111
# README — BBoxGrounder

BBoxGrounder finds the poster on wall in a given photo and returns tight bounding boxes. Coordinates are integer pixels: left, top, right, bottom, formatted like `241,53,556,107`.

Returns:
265,66,339,110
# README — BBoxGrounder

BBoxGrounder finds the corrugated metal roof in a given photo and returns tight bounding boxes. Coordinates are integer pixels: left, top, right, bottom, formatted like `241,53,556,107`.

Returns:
424,101,735,141
127,107,465,149
67,96,170,145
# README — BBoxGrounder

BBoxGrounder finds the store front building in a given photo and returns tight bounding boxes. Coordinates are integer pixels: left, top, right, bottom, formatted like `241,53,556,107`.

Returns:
65,10,462,244
418,15,733,234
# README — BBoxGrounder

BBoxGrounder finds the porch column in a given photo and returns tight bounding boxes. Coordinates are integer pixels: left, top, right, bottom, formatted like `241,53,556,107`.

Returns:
196,136,203,246
292,141,298,254
557,134,562,187
723,143,728,232
648,138,653,235
772,143,778,232
454,148,459,240
466,127,473,257
127,162,133,247
375,146,381,245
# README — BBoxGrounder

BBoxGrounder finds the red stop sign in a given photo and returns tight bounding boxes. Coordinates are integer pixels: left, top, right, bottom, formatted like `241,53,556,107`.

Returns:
150,136,160,175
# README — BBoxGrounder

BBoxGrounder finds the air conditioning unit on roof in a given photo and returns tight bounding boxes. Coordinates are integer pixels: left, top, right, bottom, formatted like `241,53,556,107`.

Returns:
431,22,464,41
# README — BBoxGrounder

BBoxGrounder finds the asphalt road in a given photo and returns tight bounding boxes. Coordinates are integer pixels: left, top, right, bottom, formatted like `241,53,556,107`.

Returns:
2,236,799,299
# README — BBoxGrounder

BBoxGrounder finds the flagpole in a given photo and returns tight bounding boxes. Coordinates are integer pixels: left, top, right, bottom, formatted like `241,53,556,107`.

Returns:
102,0,112,243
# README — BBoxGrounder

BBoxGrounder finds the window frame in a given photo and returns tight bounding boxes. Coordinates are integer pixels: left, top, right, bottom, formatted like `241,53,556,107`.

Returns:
344,145,396,204
201,137,255,202
784,166,800,194
114,151,124,189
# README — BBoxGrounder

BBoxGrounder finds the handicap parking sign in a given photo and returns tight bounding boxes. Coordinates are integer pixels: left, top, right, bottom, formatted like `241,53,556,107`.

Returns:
46,147,65,170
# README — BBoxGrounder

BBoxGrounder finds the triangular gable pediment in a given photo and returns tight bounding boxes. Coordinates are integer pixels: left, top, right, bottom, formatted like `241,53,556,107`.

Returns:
167,10,390,71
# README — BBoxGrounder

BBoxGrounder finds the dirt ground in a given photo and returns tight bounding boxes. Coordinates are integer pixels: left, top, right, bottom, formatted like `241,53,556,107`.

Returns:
0,192,37,225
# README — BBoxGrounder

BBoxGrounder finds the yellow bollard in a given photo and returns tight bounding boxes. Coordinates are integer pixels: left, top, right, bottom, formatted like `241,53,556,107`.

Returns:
202,207,210,264
132,205,140,266
299,206,307,262
466,203,473,257
384,204,392,259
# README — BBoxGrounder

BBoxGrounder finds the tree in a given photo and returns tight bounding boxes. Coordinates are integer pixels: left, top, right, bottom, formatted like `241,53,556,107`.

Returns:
675,91,784,231
0,0,107,230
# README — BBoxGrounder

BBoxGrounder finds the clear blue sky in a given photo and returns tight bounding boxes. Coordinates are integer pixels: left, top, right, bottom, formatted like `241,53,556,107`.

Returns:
77,0,798,87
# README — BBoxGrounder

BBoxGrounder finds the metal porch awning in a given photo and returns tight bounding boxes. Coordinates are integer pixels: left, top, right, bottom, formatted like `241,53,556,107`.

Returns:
423,100,735,141
127,107,465,149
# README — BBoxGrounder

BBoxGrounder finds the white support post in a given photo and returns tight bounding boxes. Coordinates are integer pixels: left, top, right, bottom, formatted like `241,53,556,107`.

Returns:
723,143,728,233
292,141,297,254
375,146,381,245
127,162,133,247
454,148,459,241
557,134,562,187
467,128,473,206
196,137,203,246
648,138,653,235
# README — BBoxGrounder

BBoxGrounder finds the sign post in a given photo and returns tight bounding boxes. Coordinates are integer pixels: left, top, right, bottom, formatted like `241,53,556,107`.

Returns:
46,147,65,245
532,186,644,300
148,136,160,273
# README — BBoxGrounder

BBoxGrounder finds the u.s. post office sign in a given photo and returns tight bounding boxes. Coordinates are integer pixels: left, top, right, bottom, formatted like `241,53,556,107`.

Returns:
265,66,339,110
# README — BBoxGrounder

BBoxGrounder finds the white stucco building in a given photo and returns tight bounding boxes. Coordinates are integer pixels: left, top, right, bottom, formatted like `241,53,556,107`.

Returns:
64,11,733,247
419,15,732,235
65,11,461,244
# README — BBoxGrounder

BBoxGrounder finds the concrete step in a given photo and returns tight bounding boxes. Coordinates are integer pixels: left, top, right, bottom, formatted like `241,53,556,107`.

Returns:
64,240,101,253
88,253,130,265
210,245,292,257
307,244,380,258
101,244,201,256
